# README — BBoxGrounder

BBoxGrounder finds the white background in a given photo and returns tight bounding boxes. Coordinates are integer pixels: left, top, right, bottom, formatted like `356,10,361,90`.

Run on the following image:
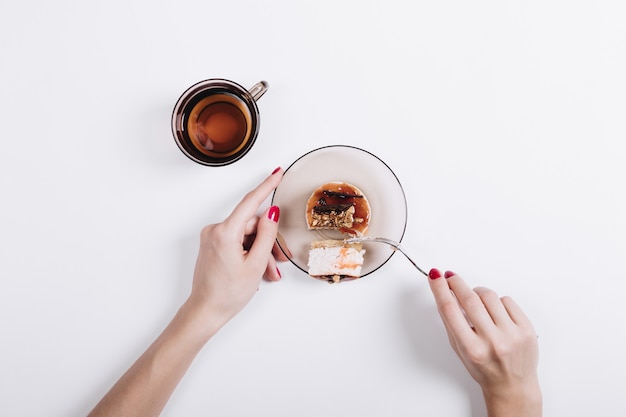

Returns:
1,1,625,416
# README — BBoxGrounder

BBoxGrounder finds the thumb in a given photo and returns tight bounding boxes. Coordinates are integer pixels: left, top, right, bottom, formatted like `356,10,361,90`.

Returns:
246,205,280,269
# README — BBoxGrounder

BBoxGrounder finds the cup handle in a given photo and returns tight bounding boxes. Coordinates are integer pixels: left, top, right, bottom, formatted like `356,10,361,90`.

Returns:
248,81,269,101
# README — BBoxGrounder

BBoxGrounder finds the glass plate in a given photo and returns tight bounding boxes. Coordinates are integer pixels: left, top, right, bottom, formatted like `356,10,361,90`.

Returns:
272,145,407,279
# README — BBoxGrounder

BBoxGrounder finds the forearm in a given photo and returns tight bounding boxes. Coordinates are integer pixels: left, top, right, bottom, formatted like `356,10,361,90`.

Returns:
88,300,224,417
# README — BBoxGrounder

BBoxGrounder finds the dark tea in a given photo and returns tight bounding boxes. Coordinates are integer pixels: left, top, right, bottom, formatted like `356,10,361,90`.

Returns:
172,79,268,166
185,93,252,156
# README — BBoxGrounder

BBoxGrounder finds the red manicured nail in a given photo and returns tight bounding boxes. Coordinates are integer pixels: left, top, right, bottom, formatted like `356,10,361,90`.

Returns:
271,167,281,175
429,268,442,280
268,206,280,222
276,267,282,279
444,271,455,279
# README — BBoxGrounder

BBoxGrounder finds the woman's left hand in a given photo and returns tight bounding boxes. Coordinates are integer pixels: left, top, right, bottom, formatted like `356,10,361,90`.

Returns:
187,167,288,331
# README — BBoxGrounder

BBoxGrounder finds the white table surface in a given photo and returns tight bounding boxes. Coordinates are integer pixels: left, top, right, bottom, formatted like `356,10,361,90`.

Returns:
1,1,625,416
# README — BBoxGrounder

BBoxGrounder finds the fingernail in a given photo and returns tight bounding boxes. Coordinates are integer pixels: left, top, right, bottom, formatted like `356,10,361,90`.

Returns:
271,167,281,175
444,271,455,279
429,268,442,280
276,267,282,279
268,206,280,222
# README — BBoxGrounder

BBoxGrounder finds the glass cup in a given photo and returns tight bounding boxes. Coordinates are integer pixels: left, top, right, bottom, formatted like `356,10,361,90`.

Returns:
171,79,268,166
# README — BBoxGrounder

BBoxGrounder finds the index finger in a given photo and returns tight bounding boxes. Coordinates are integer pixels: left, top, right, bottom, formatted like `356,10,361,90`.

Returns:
225,168,283,229
446,274,499,336
428,269,477,342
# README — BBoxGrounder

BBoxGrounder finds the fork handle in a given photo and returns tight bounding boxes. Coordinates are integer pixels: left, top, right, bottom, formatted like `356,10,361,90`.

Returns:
394,247,428,277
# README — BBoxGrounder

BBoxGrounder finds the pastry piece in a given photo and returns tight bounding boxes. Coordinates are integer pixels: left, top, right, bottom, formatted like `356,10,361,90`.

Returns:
307,239,366,283
305,182,370,237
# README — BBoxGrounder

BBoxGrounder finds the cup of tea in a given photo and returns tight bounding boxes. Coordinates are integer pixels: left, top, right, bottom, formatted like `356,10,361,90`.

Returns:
171,78,268,166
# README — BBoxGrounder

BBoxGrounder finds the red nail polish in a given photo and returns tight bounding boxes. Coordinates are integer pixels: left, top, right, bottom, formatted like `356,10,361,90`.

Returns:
271,167,281,175
444,271,455,279
268,206,280,222
429,268,442,280
276,267,282,279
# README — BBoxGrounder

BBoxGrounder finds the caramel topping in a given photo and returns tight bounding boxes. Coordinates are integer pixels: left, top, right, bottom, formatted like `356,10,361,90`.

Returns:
305,182,370,236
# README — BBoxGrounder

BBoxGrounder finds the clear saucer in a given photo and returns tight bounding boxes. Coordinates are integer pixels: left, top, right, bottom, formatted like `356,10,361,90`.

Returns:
272,145,408,279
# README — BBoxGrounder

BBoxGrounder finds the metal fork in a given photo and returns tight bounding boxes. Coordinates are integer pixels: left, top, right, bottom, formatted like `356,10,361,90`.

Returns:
343,236,428,277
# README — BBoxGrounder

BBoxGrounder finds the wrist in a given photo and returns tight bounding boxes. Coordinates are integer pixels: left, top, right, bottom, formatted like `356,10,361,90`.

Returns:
482,379,542,417
176,298,230,346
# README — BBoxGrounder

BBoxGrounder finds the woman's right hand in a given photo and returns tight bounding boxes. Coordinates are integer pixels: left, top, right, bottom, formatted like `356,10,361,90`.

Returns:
427,269,542,417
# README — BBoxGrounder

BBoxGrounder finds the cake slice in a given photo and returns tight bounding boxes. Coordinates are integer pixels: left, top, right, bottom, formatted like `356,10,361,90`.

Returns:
305,182,370,237
307,239,366,283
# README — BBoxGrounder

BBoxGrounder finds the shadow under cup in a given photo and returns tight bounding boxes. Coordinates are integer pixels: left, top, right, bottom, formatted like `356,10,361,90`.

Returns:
172,79,268,166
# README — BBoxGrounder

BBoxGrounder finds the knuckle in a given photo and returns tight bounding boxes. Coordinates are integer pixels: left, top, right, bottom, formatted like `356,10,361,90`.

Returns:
438,298,460,318
464,343,490,365
243,189,262,206
200,224,215,241
491,339,513,359
518,326,538,343
463,296,485,313
200,223,231,246
255,228,276,244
